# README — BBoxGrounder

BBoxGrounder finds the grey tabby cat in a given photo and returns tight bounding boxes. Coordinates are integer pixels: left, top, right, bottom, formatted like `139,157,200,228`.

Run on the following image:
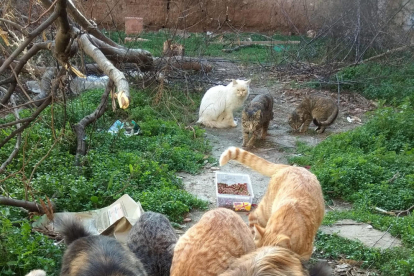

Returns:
288,95,338,133
242,94,274,148
127,211,178,276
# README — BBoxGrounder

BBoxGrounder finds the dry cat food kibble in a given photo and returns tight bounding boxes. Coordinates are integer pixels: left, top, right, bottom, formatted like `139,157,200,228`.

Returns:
217,183,250,196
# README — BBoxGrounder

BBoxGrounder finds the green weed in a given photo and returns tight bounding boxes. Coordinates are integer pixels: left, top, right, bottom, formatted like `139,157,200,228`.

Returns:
0,87,210,275
291,101,414,274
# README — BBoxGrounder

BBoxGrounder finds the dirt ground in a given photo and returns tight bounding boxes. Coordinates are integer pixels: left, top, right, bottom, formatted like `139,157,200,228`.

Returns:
176,59,384,275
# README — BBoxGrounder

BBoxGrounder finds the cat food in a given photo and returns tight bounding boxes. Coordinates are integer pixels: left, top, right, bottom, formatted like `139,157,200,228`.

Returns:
233,202,252,211
215,172,254,211
217,183,250,196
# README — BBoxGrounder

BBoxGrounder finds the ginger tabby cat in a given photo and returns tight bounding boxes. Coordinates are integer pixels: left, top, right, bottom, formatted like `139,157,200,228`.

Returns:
288,95,338,133
220,147,325,261
170,208,255,276
219,246,332,276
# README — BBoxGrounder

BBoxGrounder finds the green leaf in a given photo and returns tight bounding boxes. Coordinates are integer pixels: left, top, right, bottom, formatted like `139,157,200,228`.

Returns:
90,196,99,203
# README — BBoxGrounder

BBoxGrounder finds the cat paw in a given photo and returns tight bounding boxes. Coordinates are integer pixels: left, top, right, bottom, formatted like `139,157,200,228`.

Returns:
231,119,238,127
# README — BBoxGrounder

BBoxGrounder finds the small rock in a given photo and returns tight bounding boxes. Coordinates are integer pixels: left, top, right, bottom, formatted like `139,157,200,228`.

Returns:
366,225,373,229
183,218,192,223
210,167,220,171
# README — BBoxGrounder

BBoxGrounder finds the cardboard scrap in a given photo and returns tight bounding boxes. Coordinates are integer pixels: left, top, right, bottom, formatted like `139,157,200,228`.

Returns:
32,194,144,243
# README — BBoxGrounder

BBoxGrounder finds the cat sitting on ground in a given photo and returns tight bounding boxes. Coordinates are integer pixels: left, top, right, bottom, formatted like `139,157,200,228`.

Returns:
242,94,274,148
288,95,338,133
163,39,185,57
127,211,178,276
170,208,256,276
219,246,332,276
56,215,147,276
220,147,325,261
197,79,251,128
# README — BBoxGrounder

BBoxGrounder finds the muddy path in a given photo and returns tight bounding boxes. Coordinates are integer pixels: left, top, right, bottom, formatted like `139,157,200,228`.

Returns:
176,59,380,275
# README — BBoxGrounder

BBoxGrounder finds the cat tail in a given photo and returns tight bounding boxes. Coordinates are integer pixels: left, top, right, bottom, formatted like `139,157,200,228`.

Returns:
219,147,289,177
313,105,339,126
55,214,91,246
308,261,332,276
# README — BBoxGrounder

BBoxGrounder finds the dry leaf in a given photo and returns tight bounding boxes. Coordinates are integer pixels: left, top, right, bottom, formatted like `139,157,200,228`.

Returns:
0,27,10,46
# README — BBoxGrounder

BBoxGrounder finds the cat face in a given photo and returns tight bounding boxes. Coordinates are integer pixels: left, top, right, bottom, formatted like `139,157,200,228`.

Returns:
288,111,302,131
231,79,251,98
242,110,261,133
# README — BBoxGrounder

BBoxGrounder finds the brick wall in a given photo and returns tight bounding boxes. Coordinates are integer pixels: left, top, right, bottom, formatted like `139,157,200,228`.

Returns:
74,0,317,33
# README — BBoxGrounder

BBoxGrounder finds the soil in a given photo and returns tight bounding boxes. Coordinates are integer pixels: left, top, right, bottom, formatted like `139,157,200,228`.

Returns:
175,59,392,275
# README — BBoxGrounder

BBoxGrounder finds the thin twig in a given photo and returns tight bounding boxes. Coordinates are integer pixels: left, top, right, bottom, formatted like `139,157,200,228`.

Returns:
0,95,22,174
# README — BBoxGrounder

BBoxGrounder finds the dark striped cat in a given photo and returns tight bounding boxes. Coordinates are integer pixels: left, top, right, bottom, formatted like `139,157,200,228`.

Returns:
127,212,178,276
242,94,274,148
288,95,338,133
56,215,147,276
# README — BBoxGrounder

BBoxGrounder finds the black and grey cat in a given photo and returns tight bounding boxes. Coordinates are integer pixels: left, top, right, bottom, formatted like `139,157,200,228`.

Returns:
242,94,274,148
56,215,147,276
127,211,178,276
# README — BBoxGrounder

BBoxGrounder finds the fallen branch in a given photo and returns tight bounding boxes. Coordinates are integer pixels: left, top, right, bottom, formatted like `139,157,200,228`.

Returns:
222,44,265,53
88,35,153,71
154,56,213,72
374,207,396,216
393,204,414,217
0,196,55,213
212,40,300,45
78,33,130,109
73,80,113,162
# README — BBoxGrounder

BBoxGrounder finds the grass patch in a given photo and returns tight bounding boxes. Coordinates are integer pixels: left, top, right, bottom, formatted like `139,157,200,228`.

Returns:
315,231,414,275
290,102,414,274
0,86,211,275
317,56,414,105
102,30,319,64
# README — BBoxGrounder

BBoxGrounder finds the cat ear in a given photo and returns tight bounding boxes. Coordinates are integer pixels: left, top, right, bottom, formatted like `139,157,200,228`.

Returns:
245,79,251,85
276,234,292,250
232,79,238,85
253,224,265,239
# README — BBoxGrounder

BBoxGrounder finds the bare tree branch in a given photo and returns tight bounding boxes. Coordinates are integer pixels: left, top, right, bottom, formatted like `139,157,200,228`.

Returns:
0,196,55,213
0,9,59,74
0,18,29,36
77,33,130,109
0,95,21,174
73,79,113,163
0,95,52,148
39,0,120,48
88,35,153,71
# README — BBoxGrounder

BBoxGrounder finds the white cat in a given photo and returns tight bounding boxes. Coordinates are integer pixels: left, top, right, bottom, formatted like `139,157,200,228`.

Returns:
197,79,251,128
